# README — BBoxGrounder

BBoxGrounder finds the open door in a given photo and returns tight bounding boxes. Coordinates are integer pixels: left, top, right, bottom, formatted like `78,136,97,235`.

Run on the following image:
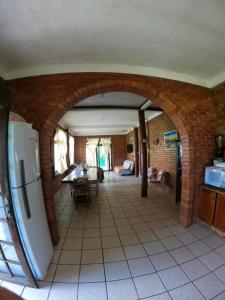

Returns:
96,144,112,171
0,87,37,287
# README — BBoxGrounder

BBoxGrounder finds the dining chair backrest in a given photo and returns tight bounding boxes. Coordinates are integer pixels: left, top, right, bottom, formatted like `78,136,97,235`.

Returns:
73,178,89,190
97,167,104,183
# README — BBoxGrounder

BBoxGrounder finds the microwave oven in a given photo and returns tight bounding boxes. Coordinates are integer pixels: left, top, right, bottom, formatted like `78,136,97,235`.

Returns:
205,166,225,189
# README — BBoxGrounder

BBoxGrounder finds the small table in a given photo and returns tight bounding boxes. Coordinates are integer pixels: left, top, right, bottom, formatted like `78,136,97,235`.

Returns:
62,167,98,196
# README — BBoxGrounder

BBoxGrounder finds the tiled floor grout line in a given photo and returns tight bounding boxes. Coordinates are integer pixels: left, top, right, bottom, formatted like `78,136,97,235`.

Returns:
211,289,225,300
190,258,225,300
98,193,109,300
105,190,141,300
76,209,85,300
43,251,225,285
126,201,172,299
100,187,225,299
47,178,225,300
47,185,74,300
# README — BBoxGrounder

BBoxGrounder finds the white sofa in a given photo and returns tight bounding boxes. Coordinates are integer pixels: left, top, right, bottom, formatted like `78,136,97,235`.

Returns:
114,160,134,176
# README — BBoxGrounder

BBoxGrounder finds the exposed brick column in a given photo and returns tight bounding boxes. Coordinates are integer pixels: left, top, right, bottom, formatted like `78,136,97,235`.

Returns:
39,128,59,245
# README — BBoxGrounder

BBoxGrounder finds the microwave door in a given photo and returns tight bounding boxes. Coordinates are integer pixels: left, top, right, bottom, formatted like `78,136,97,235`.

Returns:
205,167,225,188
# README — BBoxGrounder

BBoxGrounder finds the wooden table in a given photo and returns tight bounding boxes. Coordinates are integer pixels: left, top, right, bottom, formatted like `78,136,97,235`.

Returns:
0,287,22,300
62,167,98,196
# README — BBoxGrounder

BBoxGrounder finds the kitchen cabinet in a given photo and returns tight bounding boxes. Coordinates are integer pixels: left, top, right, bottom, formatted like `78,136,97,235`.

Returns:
199,188,216,225
199,185,225,233
214,193,225,232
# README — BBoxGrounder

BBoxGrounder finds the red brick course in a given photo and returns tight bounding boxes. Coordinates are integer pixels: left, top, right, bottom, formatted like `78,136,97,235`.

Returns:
213,82,225,134
6,73,216,245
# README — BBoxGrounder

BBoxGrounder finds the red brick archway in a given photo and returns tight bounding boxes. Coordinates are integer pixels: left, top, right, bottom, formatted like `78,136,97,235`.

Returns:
39,78,198,245
8,72,215,245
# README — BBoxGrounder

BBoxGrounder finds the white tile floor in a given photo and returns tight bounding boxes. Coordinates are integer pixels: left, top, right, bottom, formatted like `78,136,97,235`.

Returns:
1,172,225,300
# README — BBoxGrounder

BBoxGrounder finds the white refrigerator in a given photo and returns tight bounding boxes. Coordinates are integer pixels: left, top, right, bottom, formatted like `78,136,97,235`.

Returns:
8,122,53,280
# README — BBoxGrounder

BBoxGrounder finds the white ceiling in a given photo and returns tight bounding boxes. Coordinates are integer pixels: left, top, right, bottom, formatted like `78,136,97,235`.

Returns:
75,92,147,108
60,92,162,135
59,109,163,136
1,1,225,87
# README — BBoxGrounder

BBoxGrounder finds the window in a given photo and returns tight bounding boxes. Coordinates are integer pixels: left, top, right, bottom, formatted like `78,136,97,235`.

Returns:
69,135,74,165
54,128,68,174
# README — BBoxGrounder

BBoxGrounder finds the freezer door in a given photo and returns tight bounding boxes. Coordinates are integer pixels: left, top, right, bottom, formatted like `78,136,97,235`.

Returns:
32,129,41,178
11,180,53,280
8,122,37,188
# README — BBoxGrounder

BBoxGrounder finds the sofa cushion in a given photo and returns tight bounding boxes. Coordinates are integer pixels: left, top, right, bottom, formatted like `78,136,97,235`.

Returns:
123,160,135,170
114,160,134,175
129,161,134,171
119,169,133,175
123,160,131,169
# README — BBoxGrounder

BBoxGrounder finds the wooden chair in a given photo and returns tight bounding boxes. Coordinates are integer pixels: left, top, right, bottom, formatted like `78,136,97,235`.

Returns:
149,170,165,191
97,167,104,183
73,178,90,209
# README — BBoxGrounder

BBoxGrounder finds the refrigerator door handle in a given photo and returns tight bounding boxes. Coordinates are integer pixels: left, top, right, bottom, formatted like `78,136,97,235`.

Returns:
20,160,31,219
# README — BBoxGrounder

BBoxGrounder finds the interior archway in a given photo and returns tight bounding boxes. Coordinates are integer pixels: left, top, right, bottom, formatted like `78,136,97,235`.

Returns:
39,79,193,245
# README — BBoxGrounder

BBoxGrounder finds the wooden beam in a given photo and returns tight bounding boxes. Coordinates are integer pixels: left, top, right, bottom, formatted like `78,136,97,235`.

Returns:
138,110,148,197
69,105,163,111
146,107,163,111
134,127,139,177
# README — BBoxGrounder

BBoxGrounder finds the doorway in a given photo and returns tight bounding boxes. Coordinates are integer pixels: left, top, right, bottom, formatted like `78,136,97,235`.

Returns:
97,143,112,171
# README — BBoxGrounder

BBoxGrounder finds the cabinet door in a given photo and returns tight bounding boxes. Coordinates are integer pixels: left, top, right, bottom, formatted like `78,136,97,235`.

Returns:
213,193,225,232
199,189,216,225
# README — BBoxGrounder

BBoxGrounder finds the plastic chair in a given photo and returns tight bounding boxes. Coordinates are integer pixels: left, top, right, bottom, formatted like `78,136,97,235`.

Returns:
148,167,157,181
149,170,165,191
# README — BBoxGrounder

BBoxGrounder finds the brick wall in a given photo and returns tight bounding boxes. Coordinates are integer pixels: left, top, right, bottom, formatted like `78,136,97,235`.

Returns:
213,82,225,135
147,113,176,192
74,136,86,164
74,135,126,167
125,130,135,162
6,73,216,245
111,135,126,166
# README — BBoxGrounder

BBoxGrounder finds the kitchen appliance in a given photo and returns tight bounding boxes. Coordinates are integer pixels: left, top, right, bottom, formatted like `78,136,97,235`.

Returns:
214,161,225,168
205,166,225,189
213,158,225,167
8,122,53,280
